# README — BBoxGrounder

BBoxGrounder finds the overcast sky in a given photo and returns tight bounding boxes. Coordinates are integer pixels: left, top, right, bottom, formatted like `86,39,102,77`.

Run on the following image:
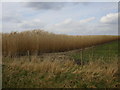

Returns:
1,2,119,35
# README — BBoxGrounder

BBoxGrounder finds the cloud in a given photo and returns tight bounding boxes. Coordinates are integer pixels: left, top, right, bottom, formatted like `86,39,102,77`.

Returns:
44,17,96,35
26,2,66,10
44,16,118,35
2,2,118,35
25,2,81,10
55,17,95,26
18,19,46,30
79,17,95,23
2,3,25,23
100,13,118,24
2,18,46,33
2,15,22,23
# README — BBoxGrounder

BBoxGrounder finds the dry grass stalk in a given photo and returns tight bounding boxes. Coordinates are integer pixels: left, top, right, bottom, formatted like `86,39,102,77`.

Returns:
2,30,119,56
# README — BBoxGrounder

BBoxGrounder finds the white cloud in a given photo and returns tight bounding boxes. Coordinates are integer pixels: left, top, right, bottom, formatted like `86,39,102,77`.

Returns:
44,17,96,34
100,13,118,24
62,18,72,24
17,19,46,31
55,18,72,26
44,16,118,35
55,17,95,26
79,17,95,23
3,18,46,33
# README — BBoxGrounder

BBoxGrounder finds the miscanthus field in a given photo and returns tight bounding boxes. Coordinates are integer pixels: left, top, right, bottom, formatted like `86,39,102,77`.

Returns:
2,30,120,88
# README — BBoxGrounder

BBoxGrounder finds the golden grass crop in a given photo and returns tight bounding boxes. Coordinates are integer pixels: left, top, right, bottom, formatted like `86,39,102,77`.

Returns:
0,33,2,64
2,30,119,56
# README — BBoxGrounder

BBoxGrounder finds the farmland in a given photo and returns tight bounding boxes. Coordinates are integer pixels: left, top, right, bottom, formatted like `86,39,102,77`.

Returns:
2,30,120,88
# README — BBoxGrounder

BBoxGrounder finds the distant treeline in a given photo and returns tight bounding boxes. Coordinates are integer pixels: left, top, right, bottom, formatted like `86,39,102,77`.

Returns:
2,30,119,56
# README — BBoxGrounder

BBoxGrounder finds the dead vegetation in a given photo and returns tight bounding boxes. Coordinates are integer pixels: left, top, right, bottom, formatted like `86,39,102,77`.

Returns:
3,56,119,88
2,31,119,88
2,30,118,57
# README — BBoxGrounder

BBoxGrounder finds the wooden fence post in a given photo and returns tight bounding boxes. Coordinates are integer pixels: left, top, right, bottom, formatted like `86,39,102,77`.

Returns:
27,50,31,62
109,46,110,61
81,49,83,66
92,46,94,61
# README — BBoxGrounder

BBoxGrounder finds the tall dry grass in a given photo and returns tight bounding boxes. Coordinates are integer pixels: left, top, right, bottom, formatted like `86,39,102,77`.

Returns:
2,30,119,56
0,33,2,64
3,56,119,88
7,57,118,76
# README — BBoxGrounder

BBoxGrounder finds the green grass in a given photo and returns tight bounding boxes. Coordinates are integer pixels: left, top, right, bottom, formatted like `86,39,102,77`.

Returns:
71,40,119,63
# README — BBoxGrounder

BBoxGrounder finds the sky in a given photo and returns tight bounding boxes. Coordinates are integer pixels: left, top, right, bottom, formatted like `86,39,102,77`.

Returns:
1,1,120,35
